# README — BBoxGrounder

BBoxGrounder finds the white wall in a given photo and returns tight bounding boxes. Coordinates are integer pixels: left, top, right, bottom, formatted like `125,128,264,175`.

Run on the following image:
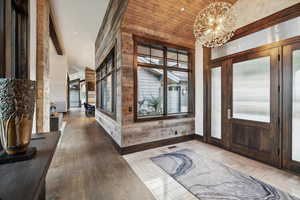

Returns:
49,40,68,112
29,0,37,133
195,44,204,136
195,0,300,136
232,0,300,29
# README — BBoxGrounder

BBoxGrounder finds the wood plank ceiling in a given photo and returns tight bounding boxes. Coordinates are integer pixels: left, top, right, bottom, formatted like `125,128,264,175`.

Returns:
122,0,237,47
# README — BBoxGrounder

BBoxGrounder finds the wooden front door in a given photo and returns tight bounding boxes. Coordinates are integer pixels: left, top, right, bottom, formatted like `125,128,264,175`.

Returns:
226,48,281,167
282,42,300,173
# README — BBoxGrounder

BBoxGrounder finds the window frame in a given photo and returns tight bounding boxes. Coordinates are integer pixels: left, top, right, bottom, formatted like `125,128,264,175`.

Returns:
1,0,29,78
133,36,195,122
96,47,116,120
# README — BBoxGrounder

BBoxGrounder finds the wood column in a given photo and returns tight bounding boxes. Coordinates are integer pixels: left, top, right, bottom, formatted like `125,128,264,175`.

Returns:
36,0,50,132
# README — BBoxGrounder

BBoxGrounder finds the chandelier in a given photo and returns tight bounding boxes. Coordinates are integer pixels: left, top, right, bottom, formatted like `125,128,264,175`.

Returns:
194,2,236,48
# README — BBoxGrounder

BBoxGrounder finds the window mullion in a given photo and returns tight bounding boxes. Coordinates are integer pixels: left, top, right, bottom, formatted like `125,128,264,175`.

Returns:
163,47,168,116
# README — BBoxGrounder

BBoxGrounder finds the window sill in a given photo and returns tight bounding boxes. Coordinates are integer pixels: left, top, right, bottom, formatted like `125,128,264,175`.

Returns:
134,113,194,123
96,108,116,120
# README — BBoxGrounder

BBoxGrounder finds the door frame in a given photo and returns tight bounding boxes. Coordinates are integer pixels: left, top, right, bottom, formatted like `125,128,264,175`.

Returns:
282,42,300,173
226,47,281,167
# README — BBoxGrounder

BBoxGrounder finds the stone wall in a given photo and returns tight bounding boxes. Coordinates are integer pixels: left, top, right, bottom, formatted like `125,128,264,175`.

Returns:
36,0,50,133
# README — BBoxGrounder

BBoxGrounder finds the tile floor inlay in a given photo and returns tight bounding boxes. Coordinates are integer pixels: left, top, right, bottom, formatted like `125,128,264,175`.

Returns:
151,149,299,200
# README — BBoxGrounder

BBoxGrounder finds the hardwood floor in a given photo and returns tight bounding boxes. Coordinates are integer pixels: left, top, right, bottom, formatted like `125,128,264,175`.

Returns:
124,140,300,200
46,108,300,200
46,109,155,200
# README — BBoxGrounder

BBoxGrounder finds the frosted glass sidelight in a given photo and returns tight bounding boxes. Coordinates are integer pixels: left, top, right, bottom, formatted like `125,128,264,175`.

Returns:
292,50,300,162
232,57,270,122
211,67,222,139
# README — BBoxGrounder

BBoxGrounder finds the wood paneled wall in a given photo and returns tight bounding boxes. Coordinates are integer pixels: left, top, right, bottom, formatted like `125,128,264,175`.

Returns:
85,67,96,105
95,0,236,148
94,0,127,146
122,0,237,48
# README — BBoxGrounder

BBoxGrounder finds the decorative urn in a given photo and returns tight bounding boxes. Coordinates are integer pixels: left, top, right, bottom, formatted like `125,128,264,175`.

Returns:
0,79,36,155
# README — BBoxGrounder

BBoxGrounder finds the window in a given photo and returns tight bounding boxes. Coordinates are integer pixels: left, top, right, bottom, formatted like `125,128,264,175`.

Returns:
135,38,192,120
0,0,29,78
232,56,270,122
96,48,116,117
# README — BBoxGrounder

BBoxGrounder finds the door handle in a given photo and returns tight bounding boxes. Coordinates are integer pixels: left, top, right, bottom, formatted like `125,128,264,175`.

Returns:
227,109,231,120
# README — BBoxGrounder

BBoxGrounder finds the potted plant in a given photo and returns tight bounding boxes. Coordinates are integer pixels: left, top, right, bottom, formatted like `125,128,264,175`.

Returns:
0,79,36,155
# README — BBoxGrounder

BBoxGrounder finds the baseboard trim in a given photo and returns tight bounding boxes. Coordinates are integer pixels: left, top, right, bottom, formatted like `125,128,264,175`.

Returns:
121,134,195,155
97,122,197,155
193,134,204,141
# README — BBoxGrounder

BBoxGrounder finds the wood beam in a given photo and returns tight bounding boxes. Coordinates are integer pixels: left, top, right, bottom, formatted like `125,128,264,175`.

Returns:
49,11,63,55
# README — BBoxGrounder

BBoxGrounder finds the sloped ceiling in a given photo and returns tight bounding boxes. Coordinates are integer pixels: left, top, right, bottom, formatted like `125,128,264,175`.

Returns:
50,0,110,73
122,0,238,47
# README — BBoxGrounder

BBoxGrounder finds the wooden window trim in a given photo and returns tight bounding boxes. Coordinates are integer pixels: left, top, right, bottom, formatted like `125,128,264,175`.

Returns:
134,36,195,122
96,47,116,120
0,0,29,78
0,0,5,77
11,0,29,79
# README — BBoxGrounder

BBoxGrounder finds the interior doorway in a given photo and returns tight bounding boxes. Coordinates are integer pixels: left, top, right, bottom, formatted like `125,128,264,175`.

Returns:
207,39,300,174
207,47,281,167
69,79,81,108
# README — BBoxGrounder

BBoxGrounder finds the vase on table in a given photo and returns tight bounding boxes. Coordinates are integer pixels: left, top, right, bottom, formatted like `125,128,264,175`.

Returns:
0,79,36,155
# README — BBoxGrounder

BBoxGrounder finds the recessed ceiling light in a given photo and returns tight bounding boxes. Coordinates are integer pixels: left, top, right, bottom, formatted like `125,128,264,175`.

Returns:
181,8,185,12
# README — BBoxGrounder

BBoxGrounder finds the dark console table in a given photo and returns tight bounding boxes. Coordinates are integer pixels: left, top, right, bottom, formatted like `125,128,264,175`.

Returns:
50,113,63,132
0,133,60,200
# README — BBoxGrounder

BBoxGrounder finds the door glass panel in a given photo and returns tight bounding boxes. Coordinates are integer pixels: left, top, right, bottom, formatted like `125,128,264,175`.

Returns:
232,56,270,122
211,67,222,139
292,49,300,162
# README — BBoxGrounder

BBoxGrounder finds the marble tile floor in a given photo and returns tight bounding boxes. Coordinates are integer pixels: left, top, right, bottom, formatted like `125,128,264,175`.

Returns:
124,140,300,200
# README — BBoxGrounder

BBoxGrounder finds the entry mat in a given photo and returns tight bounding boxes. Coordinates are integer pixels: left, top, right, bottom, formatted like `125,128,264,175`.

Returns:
151,149,299,200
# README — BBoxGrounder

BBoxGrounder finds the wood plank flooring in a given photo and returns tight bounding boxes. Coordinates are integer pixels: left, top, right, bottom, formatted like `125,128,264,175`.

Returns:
46,108,300,200
124,140,300,200
46,109,155,200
